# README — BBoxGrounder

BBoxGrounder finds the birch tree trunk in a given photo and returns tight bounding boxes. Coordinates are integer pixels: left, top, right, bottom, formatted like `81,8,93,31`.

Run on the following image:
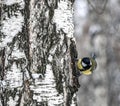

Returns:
0,0,78,106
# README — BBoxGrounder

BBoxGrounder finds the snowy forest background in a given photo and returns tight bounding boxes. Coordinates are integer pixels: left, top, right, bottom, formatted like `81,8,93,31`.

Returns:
0,0,120,106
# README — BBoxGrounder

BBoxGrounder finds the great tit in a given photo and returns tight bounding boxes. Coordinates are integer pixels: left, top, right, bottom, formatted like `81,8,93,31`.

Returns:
77,57,97,75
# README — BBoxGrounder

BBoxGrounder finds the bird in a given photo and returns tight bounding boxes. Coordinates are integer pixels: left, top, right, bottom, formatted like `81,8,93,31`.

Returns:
77,56,97,75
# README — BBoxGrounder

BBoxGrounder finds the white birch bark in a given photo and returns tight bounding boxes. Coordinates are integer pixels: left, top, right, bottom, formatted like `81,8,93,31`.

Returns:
0,0,77,106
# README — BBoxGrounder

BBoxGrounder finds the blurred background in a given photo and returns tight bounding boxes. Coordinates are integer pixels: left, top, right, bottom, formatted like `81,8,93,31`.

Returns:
73,0,120,106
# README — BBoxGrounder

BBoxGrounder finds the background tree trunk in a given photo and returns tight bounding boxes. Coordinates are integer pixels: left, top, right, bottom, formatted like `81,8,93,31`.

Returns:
0,0,78,106
74,0,120,106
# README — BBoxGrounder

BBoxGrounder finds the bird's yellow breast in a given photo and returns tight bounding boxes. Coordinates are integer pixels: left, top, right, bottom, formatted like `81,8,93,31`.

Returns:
81,69,92,75
77,59,82,70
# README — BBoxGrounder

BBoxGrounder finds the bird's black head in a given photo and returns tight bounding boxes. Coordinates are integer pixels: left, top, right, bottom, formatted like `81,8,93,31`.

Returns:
81,57,92,70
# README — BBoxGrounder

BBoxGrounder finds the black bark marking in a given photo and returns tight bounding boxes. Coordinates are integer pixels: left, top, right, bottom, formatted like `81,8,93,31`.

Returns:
70,38,80,92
